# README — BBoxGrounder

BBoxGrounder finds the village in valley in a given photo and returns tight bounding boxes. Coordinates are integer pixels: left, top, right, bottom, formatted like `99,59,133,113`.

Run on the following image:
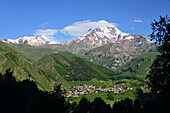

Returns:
65,85,134,98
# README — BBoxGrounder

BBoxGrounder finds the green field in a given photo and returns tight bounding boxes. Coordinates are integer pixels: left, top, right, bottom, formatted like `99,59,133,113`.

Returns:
63,79,148,106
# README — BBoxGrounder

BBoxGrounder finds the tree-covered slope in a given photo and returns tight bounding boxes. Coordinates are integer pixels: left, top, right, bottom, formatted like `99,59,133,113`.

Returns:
34,51,115,81
0,51,58,91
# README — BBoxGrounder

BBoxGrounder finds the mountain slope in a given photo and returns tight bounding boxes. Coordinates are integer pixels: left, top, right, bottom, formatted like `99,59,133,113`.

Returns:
0,41,115,81
63,25,156,55
116,51,159,78
50,41,94,55
118,34,157,54
0,40,14,55
83,43,135,70
0,51,58,91
34,51,115,81
6,43,57,62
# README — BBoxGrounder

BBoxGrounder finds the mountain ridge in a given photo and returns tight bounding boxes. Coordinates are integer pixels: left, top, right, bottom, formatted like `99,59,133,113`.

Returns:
1,24,154,49
2,35,55,46
34,51,115,81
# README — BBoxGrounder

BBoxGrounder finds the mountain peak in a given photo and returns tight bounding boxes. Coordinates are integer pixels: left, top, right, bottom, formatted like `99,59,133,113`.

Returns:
98,20,109,23
2,35,51,46
66,24,155,51
70,25,127,46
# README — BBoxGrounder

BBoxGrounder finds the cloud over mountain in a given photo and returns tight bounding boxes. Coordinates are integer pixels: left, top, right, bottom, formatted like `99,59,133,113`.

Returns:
34,29,58,40
60,20,117,38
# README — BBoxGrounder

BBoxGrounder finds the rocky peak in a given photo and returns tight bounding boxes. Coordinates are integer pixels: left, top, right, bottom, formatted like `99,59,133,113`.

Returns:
69,25,127,46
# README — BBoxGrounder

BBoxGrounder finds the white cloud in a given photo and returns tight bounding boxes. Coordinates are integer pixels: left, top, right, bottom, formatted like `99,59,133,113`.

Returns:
134,19,143,23
33,20,117,42
34,29,58,40
60,20,117,38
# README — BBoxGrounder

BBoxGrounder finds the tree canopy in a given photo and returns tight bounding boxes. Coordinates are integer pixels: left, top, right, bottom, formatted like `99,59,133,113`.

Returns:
147,15,170,94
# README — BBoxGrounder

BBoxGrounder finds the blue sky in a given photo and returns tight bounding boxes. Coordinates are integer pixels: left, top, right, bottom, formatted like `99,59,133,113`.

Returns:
0,0,170,42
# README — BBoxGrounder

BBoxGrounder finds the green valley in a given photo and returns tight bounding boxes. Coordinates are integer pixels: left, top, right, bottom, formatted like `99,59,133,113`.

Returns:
0,40,157,104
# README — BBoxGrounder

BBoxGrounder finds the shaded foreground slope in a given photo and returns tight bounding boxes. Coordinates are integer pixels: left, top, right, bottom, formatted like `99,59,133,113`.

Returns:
0,51,58,91
0,70,68,113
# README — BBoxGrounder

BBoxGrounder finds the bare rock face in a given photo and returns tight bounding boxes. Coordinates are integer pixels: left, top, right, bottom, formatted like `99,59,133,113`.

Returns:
118,34,156,54
84,43,134,69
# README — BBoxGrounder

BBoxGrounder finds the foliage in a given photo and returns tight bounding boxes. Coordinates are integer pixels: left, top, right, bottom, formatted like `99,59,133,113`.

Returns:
73,97,91,113
150,15,170,46
0,70,69,113
1,68,170,113
107,92,115,101
73,96,170,113
136,87,143,95
147,15,170,93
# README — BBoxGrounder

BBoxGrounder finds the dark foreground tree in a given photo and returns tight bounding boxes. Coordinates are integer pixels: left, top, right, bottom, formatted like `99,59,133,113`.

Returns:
73,97,91,113
90,97,112,113
0,69,69,113
147,15,170,94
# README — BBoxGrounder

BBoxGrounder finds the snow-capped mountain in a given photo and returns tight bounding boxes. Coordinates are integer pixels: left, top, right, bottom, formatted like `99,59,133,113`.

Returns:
67,25,122,46
64,23,155,54
1,20,153,48
2,35,51,46
67,24,153,47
